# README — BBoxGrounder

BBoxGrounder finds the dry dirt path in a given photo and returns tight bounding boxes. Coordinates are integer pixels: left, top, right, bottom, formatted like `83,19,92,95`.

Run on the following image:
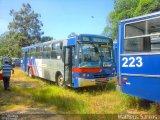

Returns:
0,68,65,119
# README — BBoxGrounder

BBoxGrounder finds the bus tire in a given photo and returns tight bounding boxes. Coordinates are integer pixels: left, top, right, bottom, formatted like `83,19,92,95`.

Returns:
56,74,65,87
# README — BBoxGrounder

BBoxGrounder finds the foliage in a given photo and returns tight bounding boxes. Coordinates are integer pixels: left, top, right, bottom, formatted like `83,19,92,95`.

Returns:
0,32,21,57
41,36,54,42
0,3,47,57
103,0,160,40
8,3,44,46
0,68,160,115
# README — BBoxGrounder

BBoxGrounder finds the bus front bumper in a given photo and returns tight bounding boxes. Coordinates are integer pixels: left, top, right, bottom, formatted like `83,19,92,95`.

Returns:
77,78,109,87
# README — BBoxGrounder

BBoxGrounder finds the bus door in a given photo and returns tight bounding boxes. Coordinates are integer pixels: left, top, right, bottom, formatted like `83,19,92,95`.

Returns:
64,46,75,86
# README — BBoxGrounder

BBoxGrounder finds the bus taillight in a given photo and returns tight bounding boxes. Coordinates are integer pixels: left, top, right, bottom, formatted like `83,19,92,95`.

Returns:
121,82,126,85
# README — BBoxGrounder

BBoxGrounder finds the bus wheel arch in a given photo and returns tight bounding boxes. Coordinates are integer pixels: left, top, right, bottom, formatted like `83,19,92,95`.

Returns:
55,71,64,87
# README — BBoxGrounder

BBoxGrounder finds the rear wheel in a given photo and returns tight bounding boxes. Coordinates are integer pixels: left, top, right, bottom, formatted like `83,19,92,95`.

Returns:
57,74,65,87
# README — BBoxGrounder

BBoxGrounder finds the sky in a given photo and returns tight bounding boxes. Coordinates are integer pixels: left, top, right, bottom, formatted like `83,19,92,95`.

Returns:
0,0,113,39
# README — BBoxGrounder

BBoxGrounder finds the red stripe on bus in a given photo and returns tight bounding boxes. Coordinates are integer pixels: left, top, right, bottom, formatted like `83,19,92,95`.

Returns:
72,68,101,73
29,61,34,76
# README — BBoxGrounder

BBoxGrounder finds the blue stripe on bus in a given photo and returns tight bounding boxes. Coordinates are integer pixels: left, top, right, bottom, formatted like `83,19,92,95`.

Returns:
67,37,76,46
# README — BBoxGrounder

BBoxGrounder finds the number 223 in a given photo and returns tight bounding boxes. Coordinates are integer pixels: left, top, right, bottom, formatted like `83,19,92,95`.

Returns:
122,57,143,67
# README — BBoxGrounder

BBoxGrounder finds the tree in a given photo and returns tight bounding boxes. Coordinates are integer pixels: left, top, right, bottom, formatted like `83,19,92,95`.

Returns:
0,3,44,57
41,36,54,42
0,32,21,57
103,0,160,40
8,3,43,46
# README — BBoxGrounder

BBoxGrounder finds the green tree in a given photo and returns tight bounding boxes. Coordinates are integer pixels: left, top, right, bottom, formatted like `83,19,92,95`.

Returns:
103,0,160,40
41,36,54,42
0,32,21,57
8,3,43,46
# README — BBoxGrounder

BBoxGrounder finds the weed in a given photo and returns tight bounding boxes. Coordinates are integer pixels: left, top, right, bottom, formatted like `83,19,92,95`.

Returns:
0,68,159,114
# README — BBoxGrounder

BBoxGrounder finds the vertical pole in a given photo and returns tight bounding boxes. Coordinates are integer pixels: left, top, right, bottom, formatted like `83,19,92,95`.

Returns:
145,21,148,35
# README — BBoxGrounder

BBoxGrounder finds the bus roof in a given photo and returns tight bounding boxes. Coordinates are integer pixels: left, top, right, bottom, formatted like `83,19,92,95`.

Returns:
79,34,111,39
120,11,160,23
22,39,65,49
22,34,112,50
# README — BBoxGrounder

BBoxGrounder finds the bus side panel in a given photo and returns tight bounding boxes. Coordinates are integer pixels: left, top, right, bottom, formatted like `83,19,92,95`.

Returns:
35,59,43,78
20,58,25,71
117,22,124,86
113,41,117,76
120,55,160,102
121,55,160,75
121,76,160,102
41,59,64,81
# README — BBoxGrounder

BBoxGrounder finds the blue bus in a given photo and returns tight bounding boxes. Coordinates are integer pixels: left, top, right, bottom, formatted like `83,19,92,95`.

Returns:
21,34,115,88
116,12,160,102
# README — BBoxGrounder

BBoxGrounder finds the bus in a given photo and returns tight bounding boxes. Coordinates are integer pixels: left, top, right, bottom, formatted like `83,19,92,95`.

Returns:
21,34,115,88
116,12,160,102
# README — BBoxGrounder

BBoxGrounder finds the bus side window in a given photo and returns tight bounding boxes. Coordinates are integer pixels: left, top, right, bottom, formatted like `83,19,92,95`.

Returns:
36,46,42,58
143,37,151,52
51,42,62,59
125,18,160,53
30,47,36,57
51,43,57,59
43,44,51,59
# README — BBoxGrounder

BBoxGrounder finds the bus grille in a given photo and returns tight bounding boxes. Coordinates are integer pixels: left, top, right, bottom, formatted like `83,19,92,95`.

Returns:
93,74,108,78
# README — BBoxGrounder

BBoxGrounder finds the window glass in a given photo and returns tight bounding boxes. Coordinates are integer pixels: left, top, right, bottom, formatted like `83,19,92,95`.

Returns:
35,46,42,58
78,44,113,67
151,35,160,51
124,17,160,53
36,46,42,52
43,44,51,51
30,47,36,57
51,42,62,59
125,22,145,38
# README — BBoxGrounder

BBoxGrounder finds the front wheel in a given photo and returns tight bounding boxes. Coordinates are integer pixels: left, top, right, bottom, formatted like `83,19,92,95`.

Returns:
57,74,65,87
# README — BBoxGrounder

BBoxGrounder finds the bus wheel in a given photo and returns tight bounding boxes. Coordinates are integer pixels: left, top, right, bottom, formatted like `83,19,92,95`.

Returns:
57,74,64,87
28,68,33,78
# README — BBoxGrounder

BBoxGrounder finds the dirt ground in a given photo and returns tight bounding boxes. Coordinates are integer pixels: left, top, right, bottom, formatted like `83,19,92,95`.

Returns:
0,68,158,120
0,70,66,120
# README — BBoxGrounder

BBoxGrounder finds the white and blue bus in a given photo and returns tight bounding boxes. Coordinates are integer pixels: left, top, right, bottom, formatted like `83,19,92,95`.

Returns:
116,12,160,102
21,34,115,88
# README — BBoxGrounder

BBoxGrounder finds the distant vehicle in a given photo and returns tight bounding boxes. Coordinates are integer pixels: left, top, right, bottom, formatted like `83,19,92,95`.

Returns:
116,12,160,102
1,57,12,65
21,34,115,88
12,58,20,67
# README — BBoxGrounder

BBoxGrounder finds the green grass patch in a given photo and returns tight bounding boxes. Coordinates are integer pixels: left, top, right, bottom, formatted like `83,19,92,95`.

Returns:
32,86,88,114
1,68,160,114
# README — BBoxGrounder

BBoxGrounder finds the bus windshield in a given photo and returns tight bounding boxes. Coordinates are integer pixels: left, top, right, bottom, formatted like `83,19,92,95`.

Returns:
78,43,113,68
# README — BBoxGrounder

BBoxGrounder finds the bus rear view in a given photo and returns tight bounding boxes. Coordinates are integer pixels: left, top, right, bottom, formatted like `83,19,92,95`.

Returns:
117,12,160,102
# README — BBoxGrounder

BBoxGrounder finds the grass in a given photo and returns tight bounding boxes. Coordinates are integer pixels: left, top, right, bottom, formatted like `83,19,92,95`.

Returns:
32,87,87,114
0,68,159,115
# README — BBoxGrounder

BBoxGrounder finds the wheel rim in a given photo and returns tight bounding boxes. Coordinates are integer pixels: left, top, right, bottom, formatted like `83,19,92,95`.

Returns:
58,75,64,86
